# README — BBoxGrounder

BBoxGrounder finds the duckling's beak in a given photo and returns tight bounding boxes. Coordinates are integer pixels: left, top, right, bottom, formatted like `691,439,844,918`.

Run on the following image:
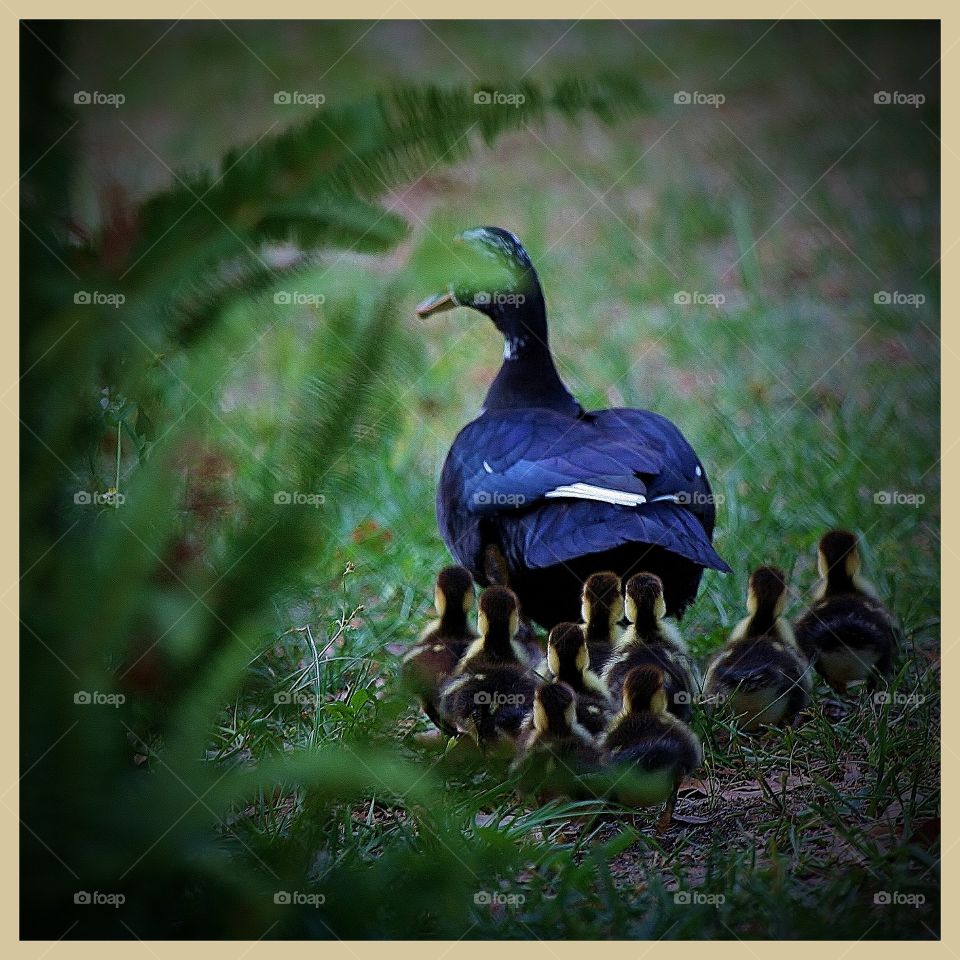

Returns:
416,289,459,318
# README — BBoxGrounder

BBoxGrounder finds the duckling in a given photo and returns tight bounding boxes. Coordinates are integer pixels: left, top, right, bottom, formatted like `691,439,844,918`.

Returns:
544,622,614,735
401,566,476,735
510,681,603,799
602,572,698,720
602,665,701,831
580,571,623,670
438,586,539,746
703,566,811,732
794,530,898,694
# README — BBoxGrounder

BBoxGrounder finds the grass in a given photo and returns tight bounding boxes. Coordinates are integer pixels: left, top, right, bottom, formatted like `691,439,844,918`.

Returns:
31,20,939,939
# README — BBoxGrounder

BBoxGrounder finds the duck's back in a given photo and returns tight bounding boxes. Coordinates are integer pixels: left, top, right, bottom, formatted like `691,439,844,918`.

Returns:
605,641,695,719
796,594,897,657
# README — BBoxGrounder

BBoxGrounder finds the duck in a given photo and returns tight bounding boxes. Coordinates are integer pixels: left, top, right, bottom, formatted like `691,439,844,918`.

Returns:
543,622,614,735
601,572,698,721
418,226,730,631
580,571,622,670
438,585,539,745
400,566,476,735
510,681,604,800
794,530,898,694
702,566,812,732
602,665,702,831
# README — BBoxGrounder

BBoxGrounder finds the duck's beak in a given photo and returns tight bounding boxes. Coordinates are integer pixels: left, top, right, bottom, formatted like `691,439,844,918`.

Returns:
415,289,459,318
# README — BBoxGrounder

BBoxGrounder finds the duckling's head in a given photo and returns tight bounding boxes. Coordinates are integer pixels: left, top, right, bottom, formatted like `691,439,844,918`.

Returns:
414,227,546,343
817,529,861,587
532,681,577,735
434,565,475,621
547,622,589,678
621,665,668,715
746,566,788,619
624,573,666,627
581,571,623,629
477,585,520,652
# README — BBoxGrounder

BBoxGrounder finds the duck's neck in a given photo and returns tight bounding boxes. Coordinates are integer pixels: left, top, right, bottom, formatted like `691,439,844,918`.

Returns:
482,297,582,415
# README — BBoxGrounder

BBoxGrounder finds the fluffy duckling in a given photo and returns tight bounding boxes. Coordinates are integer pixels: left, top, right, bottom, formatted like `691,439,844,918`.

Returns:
603,665,702,831
580,572,623,670
510,682,603,799
602,572,698,721
544,622,614,735
794,530,898,693
703,566,811,732
401,566,476,734
438,586,539,745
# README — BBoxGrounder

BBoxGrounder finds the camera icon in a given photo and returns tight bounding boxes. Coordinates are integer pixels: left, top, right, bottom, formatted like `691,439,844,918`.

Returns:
673,291,692,305
473,491,491,505
874,891,891,905
74,691,92,705
874,91,891,105
274,692,293,705
74,891,92,904
274,491,292,505
474,291,490,305
474,691,492,705
474,91,492,105
473,891,491,904
274,891,292,904
873,291,892,305
74,491,92,505
73,91,91,105
674,891,691,904
273,291,292,305
873,691,892,705
674,691,692,704
874,491,891,505
74,291,91,305
674,91,692,104
274,91,292,104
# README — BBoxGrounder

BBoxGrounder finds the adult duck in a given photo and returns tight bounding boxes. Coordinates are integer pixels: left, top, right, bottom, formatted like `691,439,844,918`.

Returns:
417,226,729,629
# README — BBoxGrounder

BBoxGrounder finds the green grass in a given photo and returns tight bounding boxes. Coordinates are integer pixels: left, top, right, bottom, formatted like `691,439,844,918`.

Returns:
26,20,939,939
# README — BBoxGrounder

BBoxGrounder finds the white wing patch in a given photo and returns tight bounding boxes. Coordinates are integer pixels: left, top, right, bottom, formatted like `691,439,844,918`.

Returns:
544,482,647,507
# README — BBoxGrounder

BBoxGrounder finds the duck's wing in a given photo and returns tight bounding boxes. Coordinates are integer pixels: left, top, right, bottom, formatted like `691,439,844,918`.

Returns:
439,407,729,572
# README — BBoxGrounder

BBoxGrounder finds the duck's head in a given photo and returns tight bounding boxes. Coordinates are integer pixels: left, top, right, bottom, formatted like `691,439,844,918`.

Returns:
547,622,589,679
817,529,860,587
746,566,788,619
532,681,577,735
624,572,666,626
415,226,547,350
621,665,668,715
477,585,520,653
581,571,624,629
434,565,475,622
